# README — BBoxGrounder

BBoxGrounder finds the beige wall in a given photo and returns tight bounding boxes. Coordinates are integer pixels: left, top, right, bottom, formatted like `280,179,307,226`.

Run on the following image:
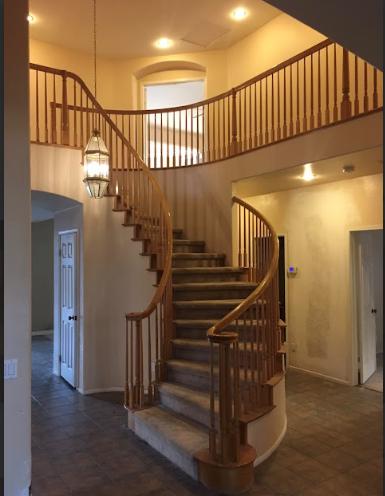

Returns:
245,173,383,384
30,144,156,392
32,219,54,332
4,0,31,494
29,13,329,111
226,13,325,87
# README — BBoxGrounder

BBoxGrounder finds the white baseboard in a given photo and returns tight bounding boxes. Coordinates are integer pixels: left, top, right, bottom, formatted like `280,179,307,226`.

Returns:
288,365,350,385
78,386,124,395
254,415,287,467
32,330,53,336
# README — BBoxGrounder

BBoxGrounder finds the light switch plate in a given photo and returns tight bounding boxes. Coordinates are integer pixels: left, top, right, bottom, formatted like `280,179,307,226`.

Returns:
4,359,18,379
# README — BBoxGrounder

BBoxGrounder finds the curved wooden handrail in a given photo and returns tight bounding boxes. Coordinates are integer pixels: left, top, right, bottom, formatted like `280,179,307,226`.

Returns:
33,41,383,172
207,197,279,342
205,196,281,465
29,62,173,322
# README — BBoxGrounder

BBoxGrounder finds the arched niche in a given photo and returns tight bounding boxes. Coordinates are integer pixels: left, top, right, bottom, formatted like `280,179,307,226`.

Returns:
133,60,207,109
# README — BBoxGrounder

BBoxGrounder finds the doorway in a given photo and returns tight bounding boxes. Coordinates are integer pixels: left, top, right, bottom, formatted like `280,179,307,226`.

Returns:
31,190,83,389
59,230,79,387
352,228,383,392
278,235,287,322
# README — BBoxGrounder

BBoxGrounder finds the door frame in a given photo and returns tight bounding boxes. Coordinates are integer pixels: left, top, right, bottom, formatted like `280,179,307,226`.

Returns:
350,225,383,386
277,232,289,360
58,228,80,388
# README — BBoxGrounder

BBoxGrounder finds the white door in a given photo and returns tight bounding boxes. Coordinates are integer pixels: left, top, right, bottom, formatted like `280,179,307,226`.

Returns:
60,232,78,387
356,231,378,383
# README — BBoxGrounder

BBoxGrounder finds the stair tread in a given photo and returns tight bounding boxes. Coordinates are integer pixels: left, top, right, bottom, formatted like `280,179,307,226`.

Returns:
172,338,282,353
172,252,225,258
173,239,205,245
174,299,250,307
172,267,245,273
167,359,285,385
134,405,208,455
173,282,257,290
167,358,211,375
174,318,287,328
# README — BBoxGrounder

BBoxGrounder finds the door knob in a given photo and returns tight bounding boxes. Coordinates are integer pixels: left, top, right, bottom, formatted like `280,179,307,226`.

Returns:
371,308,377,314
68,315,78,321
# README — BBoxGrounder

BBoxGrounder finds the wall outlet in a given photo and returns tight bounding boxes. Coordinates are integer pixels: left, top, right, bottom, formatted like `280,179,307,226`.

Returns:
4,359,18,379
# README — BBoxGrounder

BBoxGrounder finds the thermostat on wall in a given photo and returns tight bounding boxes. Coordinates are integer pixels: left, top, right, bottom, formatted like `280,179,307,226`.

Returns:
287,266,298,276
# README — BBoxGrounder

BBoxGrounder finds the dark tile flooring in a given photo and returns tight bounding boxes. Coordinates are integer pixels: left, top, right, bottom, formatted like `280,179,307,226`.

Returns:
32,336,383,495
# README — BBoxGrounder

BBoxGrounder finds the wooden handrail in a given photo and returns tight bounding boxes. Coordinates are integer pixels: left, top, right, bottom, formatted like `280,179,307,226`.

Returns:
29,62,173,411
205,196,281,465
31,41,383,170
208,198,279,340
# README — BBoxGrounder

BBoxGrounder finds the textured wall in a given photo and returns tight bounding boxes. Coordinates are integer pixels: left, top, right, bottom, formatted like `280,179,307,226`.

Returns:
32,219,54,332
247,173,383,384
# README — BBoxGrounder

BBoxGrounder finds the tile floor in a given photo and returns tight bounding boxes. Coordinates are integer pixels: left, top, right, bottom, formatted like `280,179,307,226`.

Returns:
32,337,383,495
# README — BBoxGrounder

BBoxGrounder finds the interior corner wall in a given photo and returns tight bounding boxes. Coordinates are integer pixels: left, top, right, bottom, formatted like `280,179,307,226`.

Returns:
4,0,31,494
226,13,325,88
32,219,54,332
244,173,383,384
30,144,156,393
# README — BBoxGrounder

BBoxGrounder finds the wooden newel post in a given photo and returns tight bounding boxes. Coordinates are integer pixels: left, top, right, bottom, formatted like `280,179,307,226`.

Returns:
134,319,144,408
61,72,70,145
230,89,238,155
340,48,352,119
218,340,239,464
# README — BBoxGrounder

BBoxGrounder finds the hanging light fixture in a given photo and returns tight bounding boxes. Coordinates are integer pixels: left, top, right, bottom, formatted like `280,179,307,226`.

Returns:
83,0,110,199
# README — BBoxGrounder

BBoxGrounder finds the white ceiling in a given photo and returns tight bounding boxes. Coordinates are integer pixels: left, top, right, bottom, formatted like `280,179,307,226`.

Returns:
29,0,281,59
32,191,80,222
234,146,383,198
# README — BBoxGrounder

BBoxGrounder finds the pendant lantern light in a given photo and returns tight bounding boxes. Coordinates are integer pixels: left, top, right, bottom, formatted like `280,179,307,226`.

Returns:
83,0,110,199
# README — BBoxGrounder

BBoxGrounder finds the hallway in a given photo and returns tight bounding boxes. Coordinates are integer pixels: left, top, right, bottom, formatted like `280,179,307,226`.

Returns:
32,337,383,496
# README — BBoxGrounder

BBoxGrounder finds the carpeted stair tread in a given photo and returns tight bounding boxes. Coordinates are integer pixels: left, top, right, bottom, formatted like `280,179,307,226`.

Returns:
172,267,245,274
133,405,208,479
173,282,257,290
172,252,226,259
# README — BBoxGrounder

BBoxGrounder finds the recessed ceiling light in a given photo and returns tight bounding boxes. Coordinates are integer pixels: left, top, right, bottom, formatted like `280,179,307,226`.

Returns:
154,38,173,49
27,13,35,23
230,7,249,21
301,163,316,181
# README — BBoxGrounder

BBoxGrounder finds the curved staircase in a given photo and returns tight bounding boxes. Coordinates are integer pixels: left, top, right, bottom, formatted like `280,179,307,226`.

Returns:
29,63,287,494
126,225,286,493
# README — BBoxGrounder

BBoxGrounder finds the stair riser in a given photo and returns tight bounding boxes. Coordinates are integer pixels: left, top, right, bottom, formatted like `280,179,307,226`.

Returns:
172,346,276,366
172,257,225,268
173,229,184,239
175,325,258,340
172,272,246,283
174,306,258,320
167,367,213,391
158,390,213,429
173,287,254,301
173,243,205,253
173,347,214,363
175,327,209,340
